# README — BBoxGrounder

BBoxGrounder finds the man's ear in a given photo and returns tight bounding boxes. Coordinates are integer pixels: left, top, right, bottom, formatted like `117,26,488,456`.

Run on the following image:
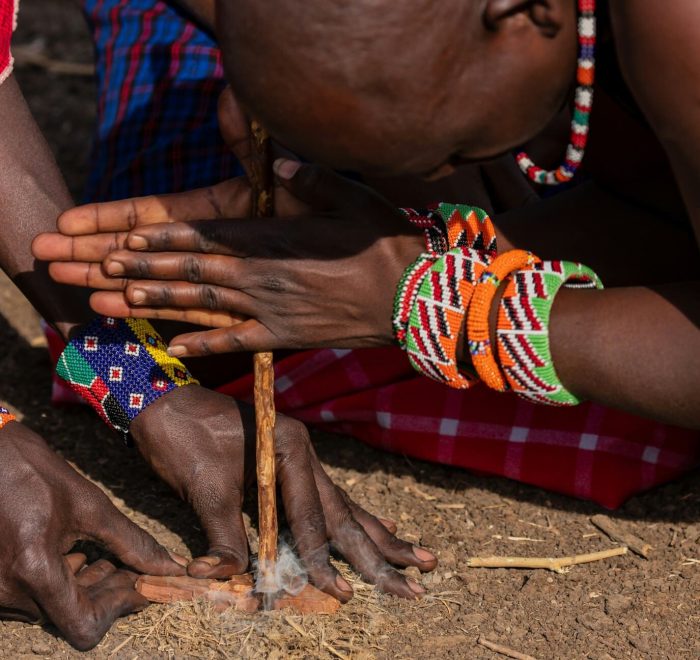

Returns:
483,0,564,38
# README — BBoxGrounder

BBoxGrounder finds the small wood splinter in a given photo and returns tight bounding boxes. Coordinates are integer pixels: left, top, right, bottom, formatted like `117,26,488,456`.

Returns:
466,546,628,574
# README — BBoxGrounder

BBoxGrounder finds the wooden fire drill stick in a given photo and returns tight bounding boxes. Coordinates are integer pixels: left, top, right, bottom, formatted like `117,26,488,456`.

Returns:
249,120,278,593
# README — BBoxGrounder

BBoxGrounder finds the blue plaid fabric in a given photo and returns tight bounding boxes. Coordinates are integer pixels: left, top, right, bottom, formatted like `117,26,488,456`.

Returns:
81,0,244,202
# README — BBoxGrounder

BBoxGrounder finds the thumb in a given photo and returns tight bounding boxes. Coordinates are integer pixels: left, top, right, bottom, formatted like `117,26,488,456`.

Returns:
86,496,187,576
218,86,254,179
273,159,357,212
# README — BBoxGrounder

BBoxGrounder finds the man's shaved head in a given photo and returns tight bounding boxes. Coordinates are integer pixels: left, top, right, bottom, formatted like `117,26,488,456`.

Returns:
217,0,576,177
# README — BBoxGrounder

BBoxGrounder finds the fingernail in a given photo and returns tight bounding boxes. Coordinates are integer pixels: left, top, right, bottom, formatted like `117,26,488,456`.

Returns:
406,578,426,595
129,288,146,304
167,345,187,358
105,260,125,276
273,158,302,180
128,235,148,250
412,546,436,562
169,551,189,567
336,574,353,593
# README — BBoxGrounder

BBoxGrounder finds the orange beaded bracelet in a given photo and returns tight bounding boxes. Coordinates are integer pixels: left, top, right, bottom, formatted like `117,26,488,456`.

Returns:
466,249,540,391
0,407,16,430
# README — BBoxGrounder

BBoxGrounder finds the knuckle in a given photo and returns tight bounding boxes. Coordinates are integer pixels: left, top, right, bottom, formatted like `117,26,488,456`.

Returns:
199,285,220,310
133,259,151,278
190,478,242,518
183,255,203,283
298,538,330,571
65,614,103,651
198,338,214,355
127,200,138,229
155,285,174,306
76,484,110,520
157,229,173,250
260,274,286,293
275,416,308,443
326,499,359,541
224,330,247,352
196,228,218,253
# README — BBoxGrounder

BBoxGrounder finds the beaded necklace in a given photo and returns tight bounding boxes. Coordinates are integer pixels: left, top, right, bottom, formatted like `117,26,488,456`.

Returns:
516,0,596,185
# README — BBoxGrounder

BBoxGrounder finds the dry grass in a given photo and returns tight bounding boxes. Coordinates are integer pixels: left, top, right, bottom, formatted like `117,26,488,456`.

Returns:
108,563,463,660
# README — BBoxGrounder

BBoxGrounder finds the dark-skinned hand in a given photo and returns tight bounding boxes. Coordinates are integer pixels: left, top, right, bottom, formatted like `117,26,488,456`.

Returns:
33,89,426,356
0,421,186,650
129,385,436,600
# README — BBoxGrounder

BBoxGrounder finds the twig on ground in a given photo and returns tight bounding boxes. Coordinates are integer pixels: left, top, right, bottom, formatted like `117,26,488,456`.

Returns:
466,546,628,574
477,635,538,660
590,514,652,558
284,616,348,660
108,635,133,656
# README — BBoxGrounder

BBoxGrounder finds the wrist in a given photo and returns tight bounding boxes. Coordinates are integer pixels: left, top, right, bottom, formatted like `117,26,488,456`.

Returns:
128,382,201,443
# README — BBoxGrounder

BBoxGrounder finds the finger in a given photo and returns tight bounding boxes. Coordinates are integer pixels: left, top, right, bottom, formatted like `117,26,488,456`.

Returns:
186,499,251,579
57,178,252,236
218,87,253,178
378,518,398,535
32,231,129,263
103,250,244,286
275,420,352,602
82,489,186,577
89,291,242,327
273,160,362,213
22,552,146,651
186,402,250,579
310,462,425,599
126,218,260,256
124,281,255,317
167,322,276,357
348,503,437,571
64,553,88,575
49,261,127,290
74,559,117,588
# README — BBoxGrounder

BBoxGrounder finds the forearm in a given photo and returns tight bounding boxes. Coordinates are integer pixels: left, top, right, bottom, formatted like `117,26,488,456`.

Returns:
493,181,700,287
550,282,700,428
0,77,92,338
468,184,699,426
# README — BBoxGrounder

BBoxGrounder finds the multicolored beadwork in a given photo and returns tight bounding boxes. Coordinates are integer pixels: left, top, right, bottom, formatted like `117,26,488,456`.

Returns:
405,247,491,388
516,0,596,185
0,407,16,430
393,252,437,349
56,317,199,433
400,203,498,256
467,250,541,391
496,260,603,406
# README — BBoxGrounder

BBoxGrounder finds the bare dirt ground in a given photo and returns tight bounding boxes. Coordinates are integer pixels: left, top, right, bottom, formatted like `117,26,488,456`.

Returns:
1,1,698,658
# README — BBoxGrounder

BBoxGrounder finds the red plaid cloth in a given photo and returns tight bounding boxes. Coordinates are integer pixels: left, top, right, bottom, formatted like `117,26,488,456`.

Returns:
0,0,17,86
217,347,699,509
46,326,700,509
